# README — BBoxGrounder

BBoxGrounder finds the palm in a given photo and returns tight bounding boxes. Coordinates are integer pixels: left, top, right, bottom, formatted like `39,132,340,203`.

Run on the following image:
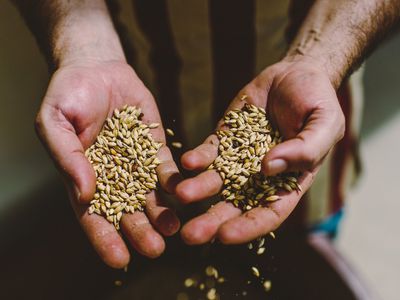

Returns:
45,62,161,148
177,60,344,245
266,63,343,157
37,61,180,268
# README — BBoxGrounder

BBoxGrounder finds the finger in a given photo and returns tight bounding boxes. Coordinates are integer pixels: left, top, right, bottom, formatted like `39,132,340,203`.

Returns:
156,145,182,194
145,192,180,236
70,196,130,269
262,107,345,175
181,134,219,171
137,97,183,194
36,105,96,203
181,201,241,245
224,82,270,114
175,170,223,203
120,211,165,258
217,170,316,244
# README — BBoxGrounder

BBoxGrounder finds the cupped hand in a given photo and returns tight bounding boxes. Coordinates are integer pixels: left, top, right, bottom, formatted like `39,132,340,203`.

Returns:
176,57,345,245
35,60,181,268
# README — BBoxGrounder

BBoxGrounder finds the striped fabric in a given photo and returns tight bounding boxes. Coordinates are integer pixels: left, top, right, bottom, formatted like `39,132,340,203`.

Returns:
109,0,363,228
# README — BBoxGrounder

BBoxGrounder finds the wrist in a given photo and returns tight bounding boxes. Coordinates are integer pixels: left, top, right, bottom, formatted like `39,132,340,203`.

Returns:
283,49,343,90
52,8,126,68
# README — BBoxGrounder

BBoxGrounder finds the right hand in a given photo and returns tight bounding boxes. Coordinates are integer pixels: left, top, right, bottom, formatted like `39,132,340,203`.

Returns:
176,57,345,245
36,59,181,268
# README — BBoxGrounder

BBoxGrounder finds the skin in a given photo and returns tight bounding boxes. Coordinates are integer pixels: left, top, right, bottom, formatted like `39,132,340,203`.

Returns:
38,60,181,268
14,0,181,269
177,58,342,244
177,0,400,244
13,0,400,265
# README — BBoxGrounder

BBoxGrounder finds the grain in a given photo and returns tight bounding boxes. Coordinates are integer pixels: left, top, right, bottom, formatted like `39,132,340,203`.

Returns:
263,280,272,291
206,288,217,300
183,265,223,299
257,247,266,255
166,128,175,136
172,142,183,149
85,105,161,230
208,98,300,211
184,278,195,288
114,280,122,287
251,266,260,277
205,266,218,278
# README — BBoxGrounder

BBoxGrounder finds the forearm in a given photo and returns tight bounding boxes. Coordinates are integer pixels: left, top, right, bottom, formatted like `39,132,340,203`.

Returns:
13,0,125,69
285,0,400,89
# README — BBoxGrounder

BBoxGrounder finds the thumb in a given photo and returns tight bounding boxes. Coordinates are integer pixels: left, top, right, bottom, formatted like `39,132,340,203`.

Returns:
262,109,345,175
35,105,96,203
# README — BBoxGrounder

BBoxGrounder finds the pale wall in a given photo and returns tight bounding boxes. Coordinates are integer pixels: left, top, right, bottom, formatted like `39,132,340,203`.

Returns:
0,1,55,212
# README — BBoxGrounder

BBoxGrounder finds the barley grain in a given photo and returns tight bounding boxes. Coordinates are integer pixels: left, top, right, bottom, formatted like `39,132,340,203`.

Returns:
263,280,272,291
172,142,183,149
251,266,260,277
166,128,175,136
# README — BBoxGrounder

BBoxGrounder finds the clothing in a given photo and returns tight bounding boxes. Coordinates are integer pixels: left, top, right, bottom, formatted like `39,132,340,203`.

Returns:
109,0,363,229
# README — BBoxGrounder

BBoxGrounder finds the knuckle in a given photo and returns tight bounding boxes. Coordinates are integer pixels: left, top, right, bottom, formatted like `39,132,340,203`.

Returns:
244,210,258,222
270,207,283,227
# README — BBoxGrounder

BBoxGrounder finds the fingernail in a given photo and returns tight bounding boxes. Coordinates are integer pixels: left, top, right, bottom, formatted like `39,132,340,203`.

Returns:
159,210,180,235
73,184,81,202
266,159,288,175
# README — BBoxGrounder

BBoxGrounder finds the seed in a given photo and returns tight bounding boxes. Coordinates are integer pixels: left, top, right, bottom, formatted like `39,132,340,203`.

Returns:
205,266,218,278
270,232,276,239
114,280,122,287
266,195,280,202
148,123,159,129
172,142,182,149
263,280,272,291
86,106,161,230
240,94,248,101
137,194,146,201
283,183,292,191
251,266,260,277
166,128,175,136
257,247,266,255
184,278,195,288
206,288,217,300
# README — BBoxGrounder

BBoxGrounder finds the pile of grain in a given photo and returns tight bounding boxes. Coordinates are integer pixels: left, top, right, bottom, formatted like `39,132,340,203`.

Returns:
208,99,301,211
85,105,162,229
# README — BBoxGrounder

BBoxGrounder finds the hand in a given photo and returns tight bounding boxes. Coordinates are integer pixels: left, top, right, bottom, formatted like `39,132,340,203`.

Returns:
35,59,181,268
176,57,345,245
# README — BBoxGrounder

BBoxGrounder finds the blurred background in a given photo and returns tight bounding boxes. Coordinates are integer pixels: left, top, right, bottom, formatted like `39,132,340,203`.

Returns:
0,1,399,300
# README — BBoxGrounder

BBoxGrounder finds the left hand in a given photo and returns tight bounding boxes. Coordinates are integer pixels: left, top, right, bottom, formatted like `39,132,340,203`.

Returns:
175,57,345,245
35,60,181,268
